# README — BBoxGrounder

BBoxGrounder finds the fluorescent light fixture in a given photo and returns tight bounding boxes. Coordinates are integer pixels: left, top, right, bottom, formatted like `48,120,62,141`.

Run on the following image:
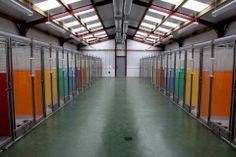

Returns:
46,21,66,33
64,21,80,27
183,0,209,12
94,31,106,36
75,8,95,16
156,27,170,33
149,8,168,16
123,21,129,33
73,27,85,32
137,31,148,37
144,15,161,23
162,21,178,28
9,0,34,16
153,41,161,46
141,22,156,29
124,0,133,15
65,0,81,4
83,34,93,39
70,34,81,42
81,15,98,23
162,35,173,42
160,0,181,5
212,0,236,17
87,22,102,29
178,21,199,34
35,0,61,11
170,15,188,22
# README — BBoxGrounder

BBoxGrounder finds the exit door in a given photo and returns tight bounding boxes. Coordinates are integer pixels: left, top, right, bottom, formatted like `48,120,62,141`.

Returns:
116,57,125,77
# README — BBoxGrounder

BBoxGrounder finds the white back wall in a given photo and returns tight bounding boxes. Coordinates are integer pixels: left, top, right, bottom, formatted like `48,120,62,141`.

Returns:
81,39,159,77
81,40,115,77
127,40,158,77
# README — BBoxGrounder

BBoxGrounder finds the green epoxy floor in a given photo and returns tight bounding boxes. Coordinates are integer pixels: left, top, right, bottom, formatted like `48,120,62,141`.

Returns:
1,78,236,157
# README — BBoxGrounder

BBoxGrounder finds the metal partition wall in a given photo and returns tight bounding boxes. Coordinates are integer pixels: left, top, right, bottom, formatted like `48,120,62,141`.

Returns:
32,43,44,122
199,42,213,124
0,31,102,150
156,55,161,88
0,38,11,146
209,40,234,139
139,34,236,147
11,39,35,138
75,53,82,92
184,46,194,112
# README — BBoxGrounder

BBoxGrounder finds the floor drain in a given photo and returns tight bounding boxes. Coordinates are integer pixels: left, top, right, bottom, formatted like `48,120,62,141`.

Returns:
124,137,133,141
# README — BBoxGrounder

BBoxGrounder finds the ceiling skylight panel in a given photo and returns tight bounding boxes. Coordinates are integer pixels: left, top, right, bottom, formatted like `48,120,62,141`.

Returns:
74,8,95,16
87,22,102,29
56,15,73,21
182,0,209,12
135,34,144,38
144,15,161,23
35,0,61,11
149,35,159,39
87,38,97,42
94,31,106,36
73,27,86,32
64,21,80,27
91,27,103,31
83,34,93,39
141,22,156,29
170,15,188,22
162,21,179,28
156,27,170,33
160,0,182,5
137,31,148,37
149,8,168,16
81,15,98,23
97,34,107,38
146,38,156,43
65,0,81,4
139,26,152,32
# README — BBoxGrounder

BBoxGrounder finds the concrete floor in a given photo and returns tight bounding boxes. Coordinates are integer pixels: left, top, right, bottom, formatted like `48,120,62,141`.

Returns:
1,78,236,157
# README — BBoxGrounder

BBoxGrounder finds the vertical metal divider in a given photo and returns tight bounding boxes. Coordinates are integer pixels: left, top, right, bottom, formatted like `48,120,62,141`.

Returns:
197,48,203,119
67,52,70,97
56,49,60,107
229,41,236,142
155,56,158,88
173,51,176,101
40,46,46,118
189,46,194,113
177,50,181,104
166,53,169,95
207,41,214,125
183,50,187,108
30,40,36,123
160,53,163,92
49,45,54,112
71,51,75,95
7,38,16,139
62,49,66,103
74,53,77,95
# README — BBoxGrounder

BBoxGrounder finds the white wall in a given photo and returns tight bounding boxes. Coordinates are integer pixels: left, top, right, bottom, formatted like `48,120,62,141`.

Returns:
81,40,115,77
82,39,159,77
126,40,158,77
